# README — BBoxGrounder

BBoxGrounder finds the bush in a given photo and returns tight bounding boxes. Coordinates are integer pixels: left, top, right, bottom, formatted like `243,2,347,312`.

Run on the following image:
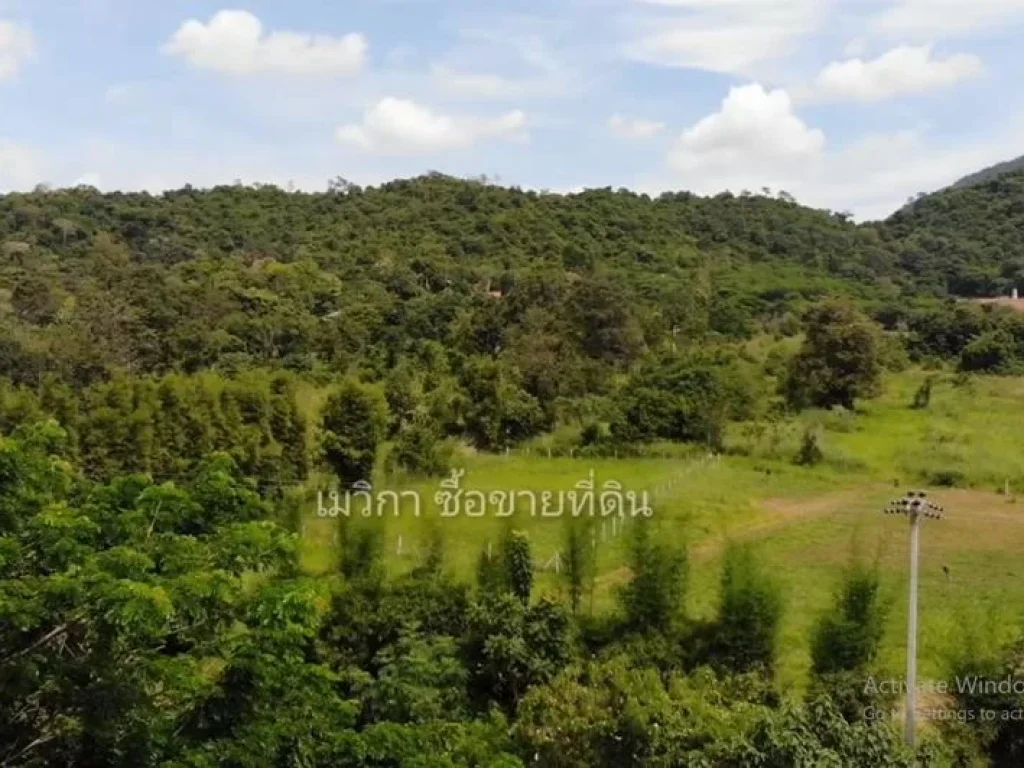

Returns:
618,520,688,634
924,468,966,488
796,427,824,466
611,350,758,448
710,545,784,674
911,375,935,409
959,331,1018,373
503,530,534,605
811,563,887,676
319,379,389,484
386,417,453,478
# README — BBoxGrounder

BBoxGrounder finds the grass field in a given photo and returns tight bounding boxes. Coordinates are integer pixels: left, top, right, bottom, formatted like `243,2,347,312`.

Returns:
298,369,1024,691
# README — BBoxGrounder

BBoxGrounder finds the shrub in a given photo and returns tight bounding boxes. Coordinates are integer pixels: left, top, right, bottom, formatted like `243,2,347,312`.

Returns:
959,331,1017,373
319,379,389,485
503,530,534,605
711,545,784,674
796,427,824,466
912,375,936,409
811,563,887,676
386,417,453,478
618,520,688,634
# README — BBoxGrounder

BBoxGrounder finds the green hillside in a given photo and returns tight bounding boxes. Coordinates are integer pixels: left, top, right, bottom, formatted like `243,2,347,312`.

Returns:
0,172,1014,393
885,169,1024,296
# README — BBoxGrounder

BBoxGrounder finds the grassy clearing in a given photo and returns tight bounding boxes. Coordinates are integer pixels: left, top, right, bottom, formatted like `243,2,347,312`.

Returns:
299,369,1024,689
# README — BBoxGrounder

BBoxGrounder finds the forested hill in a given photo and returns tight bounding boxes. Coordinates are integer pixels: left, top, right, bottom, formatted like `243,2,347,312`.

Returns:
1,170,1022,396
0,175,903,386
883,169,1024,296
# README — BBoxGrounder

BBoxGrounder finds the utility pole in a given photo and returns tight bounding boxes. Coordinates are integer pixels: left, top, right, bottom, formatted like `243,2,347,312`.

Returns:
884,490,944,749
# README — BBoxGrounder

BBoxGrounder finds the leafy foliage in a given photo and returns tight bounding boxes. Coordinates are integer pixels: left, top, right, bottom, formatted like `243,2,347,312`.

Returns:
710,545,784,675
811,563,887,676
618,520,688,634
886,170,1024,296
7,171,1024,763
785,299,883,410
320,379,389,485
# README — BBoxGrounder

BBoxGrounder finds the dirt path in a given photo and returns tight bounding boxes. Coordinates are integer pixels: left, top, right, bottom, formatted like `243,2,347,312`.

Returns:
595,483,892,589
691,484,892,560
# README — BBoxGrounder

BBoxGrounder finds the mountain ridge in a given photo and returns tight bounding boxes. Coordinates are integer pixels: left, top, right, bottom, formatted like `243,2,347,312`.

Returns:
950,156,1024,191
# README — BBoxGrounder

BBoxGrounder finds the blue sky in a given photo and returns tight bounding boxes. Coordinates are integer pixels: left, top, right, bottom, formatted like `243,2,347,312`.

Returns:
2,0,1024,218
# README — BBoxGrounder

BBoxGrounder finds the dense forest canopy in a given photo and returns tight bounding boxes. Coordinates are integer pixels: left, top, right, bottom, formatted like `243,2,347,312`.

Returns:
2,170,1021,389
0,178,871,381
1,170,1024,476
887,170,1024,296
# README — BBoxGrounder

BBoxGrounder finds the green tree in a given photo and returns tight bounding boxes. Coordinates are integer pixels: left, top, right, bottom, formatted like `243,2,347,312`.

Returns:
338,518,385,583
619,520,688,634
463,594,572,713
795,426,824,466
461,359,546,450
319,378,389,485
712,545,784,674
785,299,883,410
563,519,594,615
11,276,61,326
811,563,887,675
0,428,300,767
387,415,452,477
959,330,1018,373
611,350,757,447
502,529,534,605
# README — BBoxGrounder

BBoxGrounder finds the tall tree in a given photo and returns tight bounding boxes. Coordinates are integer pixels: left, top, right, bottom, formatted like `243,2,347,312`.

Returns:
785,299,883,410
502,530,534,606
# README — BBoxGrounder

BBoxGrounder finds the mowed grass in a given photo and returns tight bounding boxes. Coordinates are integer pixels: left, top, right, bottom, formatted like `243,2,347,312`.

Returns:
298,369,1024,689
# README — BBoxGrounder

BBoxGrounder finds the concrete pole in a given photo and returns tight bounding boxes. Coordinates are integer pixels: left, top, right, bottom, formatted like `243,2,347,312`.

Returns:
905,512,920,748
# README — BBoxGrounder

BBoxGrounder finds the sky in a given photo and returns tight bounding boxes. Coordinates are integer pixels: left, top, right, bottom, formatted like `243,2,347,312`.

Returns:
2,0,1024,219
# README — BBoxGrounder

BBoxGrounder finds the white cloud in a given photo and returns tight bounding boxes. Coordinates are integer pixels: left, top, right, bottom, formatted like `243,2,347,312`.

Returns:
163,10,367,78
0,140,43,191
655,82,1024,218
801,128,1024,219
608,114,666,140
874,0,1024,37
810,45,983,102
626,0,822,75
336,97,527,154
0,20,33,80
667,84,824,184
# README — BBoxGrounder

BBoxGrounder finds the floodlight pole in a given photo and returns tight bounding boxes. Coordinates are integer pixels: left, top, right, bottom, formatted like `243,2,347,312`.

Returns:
905,510,920,749
884,490,943,750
